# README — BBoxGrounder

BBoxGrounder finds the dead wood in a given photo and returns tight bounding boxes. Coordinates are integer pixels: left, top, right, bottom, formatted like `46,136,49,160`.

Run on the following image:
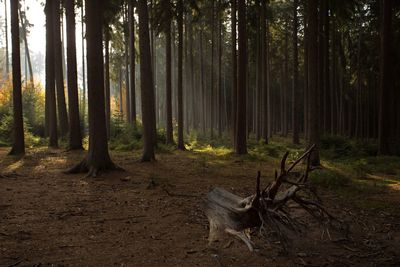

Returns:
204,145,346,251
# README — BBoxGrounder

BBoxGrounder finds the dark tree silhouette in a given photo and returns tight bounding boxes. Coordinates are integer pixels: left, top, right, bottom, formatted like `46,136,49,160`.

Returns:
138,0,157,161
66,0,119,177
235,0,247,155
128,1,137,128
307,0,320,166
53,0,69,137
45,0,58,148
292,0,300,145
177,0,185,150
9,0,25,156
165,2,173,145
378,0,395,155
65,0,83,150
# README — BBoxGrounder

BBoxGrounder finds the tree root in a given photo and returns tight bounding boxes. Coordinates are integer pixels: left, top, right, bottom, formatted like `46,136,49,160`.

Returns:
64,158,123,178
204,144,348,251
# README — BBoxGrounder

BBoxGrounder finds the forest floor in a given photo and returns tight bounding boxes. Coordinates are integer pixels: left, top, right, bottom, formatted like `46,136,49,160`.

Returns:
0,141,400,266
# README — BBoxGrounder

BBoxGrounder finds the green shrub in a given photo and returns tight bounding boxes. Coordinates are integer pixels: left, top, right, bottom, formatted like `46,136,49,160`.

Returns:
309,169,350,189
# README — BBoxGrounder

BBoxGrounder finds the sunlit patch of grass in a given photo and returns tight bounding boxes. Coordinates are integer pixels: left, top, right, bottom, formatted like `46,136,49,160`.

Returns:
193,144,232,156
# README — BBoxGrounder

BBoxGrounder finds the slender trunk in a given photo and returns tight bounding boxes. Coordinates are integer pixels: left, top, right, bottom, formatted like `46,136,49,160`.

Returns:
138,0,157,160
5,0,9,74
210,0,215,139
231,0,237,144
378,0,395,155
18,7,34,85
81,4,86,133
65,0,83,150
177,0,185,150
45,0,58,148
165,19,173,144
53,0,69,136
9,0,25,155
283,18,289,137
129,1,136,127
104,28,111,138
292,0,300,144
235,0,247,154
307,0,320,165
217,12,222,138
200,28,206,135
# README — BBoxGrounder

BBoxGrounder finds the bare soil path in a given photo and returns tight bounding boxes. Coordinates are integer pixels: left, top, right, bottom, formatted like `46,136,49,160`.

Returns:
0,148,399,266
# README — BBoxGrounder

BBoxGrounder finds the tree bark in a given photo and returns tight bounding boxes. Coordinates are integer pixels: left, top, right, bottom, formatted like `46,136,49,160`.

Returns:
104,27,111,138
9,0,25,156
129,1,137,127
45,0,58,148
235,0,247,155
378,0,396,155
138,0,157,160
177,0,185,150
5,0,9,74
307,0,320,166
231,0,237,145
65,0,83,150
53,0,69,137
18,7,34,86
292,0,300,145
66,0,118,177
165,18,173,144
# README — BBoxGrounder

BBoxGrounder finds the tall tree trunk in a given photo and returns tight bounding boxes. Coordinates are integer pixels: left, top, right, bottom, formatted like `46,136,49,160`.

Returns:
217,12,223,138
235,0,247,154
124,4,131,123
378,0,395,155
129,1,137,127
210,0,215,139
200,28,206,135
9,0,25,156
138,0,157,160
81,3,86,133
292,0,300,144
177,0,185,150
4,0,9,74
307,0,320,166
45,0,58,148
104,28,111,138
231,0,237,145
283,17,289,137
18,7,34,86
53,0,69,137
66,0,118,177
65,0,83,150
260,0,268,143
165,18,173,144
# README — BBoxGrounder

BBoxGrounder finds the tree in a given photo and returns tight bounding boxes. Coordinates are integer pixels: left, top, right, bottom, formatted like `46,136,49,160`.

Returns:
235,0,247,155
378,0,395,155
231,0,237,145
307,0,320,165
4,0,9,74
128,0,137,128
53,0,69,137
65,0,83,150
138,0,157,161
164,1,173,144
177,0,185,150
9,0,25,156
66,0,119,177
45,0,58,148
292,0,300,145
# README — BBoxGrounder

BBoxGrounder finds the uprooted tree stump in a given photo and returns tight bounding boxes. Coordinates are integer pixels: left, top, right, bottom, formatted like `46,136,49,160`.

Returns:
204,145,346,251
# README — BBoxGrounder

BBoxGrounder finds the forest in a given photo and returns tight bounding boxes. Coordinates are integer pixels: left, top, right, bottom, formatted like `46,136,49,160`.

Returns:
0,0,400,266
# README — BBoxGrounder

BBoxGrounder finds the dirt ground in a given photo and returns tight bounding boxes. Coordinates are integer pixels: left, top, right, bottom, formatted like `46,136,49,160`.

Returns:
0,147,399,266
